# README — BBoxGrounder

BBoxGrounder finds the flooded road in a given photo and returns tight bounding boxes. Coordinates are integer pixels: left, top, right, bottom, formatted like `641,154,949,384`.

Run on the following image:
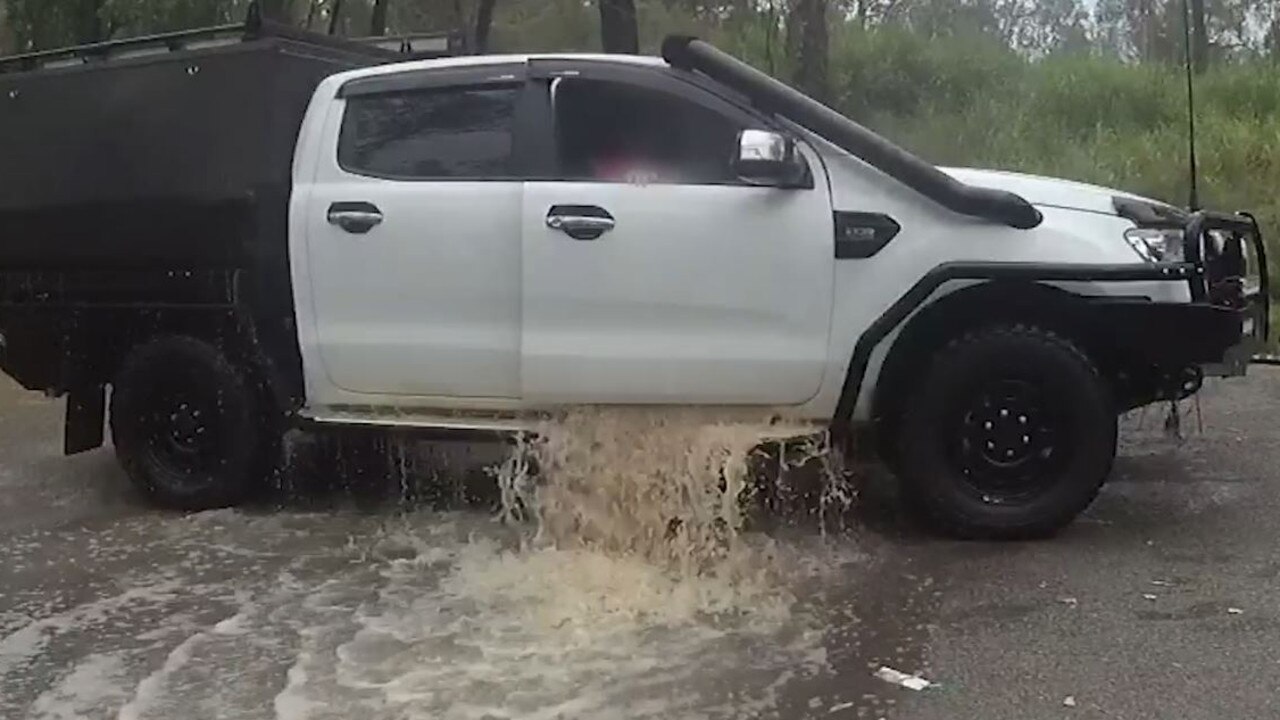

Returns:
3,372,1280,719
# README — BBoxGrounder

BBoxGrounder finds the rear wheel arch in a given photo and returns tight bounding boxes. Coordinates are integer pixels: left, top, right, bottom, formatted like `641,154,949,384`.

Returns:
65,310,285,455
115,313,263,379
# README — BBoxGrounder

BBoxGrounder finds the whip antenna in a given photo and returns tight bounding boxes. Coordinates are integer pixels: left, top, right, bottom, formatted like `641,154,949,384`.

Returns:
1181,0,1201,211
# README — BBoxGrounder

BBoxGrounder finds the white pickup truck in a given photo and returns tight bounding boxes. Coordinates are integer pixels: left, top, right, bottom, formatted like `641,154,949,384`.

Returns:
0,14,1267,538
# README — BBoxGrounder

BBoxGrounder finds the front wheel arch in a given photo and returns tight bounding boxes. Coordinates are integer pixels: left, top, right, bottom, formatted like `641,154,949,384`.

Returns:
864,281,1115,461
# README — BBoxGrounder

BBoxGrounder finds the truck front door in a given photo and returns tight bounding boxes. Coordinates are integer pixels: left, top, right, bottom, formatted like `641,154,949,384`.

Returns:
296,65,526,400
520,64,835,405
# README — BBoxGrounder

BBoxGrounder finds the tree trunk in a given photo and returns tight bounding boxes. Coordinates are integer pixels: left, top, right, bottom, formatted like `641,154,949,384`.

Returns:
791,0,828,102
75,0,104,44
1189,0,1209,73
328,0,345,35
764,0,778,74
305,0,321,29
474,0,498,52
1267,15,1280,61
370,0,390,36
259,0,287,21
599,0,639,54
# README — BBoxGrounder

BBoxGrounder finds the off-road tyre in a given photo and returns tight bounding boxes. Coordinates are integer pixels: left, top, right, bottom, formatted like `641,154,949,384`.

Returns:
110,335,279,510
895,324,1117,539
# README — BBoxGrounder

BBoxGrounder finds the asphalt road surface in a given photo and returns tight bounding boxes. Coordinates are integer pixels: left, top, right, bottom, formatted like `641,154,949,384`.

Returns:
2,370,1279,720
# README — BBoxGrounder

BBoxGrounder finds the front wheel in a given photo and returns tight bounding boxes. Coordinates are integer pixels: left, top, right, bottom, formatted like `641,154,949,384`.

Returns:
895,324,1117,539
110,336,280,510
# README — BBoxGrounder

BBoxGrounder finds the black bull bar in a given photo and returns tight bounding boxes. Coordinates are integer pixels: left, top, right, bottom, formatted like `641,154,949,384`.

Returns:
1184,211,1274,366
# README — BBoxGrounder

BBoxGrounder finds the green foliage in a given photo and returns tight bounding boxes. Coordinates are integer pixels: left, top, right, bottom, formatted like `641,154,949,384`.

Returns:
837,31,1280,301
104,0,250,34
488,0,598,53
830,25,1021,121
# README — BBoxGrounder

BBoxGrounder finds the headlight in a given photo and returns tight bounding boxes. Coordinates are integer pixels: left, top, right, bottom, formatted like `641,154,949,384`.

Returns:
1124,227,1185,263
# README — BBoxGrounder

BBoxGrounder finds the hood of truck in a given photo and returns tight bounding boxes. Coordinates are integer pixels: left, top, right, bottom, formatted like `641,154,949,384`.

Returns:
939,167,1169,218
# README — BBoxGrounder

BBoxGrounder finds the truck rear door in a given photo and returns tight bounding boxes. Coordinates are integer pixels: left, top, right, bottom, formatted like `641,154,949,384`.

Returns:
519,63,835,405
294,64,526,400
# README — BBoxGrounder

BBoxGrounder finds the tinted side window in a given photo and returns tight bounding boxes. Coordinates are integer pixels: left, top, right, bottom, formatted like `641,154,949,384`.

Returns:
554,78,746,185
338,85,518,179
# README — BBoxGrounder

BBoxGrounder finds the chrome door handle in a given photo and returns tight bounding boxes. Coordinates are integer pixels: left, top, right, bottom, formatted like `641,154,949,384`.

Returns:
327,202,383,234
546,205,615,240
547,215,615,235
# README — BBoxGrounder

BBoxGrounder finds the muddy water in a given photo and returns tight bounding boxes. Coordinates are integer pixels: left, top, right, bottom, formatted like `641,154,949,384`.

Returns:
503,408,851,576
384,409,862,719
0,384,940,720
4,513,870,720
276,409,866,719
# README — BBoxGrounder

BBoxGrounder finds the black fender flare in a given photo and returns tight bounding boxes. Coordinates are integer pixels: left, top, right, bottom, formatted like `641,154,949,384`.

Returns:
832,261,1201,425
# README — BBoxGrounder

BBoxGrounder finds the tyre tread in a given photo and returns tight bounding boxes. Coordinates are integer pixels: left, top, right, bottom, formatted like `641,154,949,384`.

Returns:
110,335,277,510
895,323,1115,540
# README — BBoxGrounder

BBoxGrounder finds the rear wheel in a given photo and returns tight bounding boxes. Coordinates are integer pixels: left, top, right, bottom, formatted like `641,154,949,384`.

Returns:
110,336,279,510
895,324,1116,539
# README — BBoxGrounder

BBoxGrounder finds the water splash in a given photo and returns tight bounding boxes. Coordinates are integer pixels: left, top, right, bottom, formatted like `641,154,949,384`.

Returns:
480,407,856,619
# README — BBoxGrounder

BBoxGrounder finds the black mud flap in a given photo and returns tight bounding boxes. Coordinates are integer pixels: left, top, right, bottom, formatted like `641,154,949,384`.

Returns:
65,385,105,455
